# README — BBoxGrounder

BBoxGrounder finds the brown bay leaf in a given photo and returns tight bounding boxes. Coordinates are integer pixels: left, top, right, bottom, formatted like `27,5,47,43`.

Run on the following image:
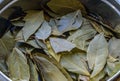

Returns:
87,33,108,78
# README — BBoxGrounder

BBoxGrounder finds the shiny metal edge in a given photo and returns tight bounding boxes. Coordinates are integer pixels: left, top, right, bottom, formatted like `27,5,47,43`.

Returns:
107,70,120,81
102,0,120,16
0,71,12,81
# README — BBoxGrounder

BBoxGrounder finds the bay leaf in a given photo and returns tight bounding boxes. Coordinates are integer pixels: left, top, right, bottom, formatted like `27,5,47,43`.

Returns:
0,31,15,57
90,70,106,81
16,29,25,42
28,58,38,81
50,38,76,53
12,20,25,27
60,52,90,76
45,40,61,62
7,48,30,81
49,19,62,36
47,0,86,15
33,56,71,81
108,37,120,59
16,42,35,54
105,56,120,77
33,53,73,81
35,21,52,40
90,21,113,37
35,38,47,50
27,39,41,49
57,10,83,33
67,27,96,51
87,33,108,78
23,11,44,41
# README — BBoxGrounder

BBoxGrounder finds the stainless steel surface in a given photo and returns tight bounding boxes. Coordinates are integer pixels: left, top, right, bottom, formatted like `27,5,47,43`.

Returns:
80,0,120,28
0,0,120,81
0,71,12,81
107,70,120,81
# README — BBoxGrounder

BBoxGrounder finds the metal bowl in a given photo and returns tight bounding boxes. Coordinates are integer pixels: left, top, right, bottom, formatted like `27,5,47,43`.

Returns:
0,0,120,81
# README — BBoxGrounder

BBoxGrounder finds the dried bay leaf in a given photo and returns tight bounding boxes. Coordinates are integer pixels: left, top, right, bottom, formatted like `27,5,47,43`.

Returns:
105,56,120,77
34,53,73,81
90,21,113,37
23,11,44,41
87,33,108,78
47,0,86,15
67,27,96,51
16,29,25,42
33,55,72,81
7,48,30,81
57,10,83,33
35,38,47,50
12,20,25,27
90,70,106,81
27,39,41,49
28,58,39,81
49,19,62,36
60,52,90,76
46,40,61,62
50,38,76,53
0,31,15,57
35,21,52,40
108,37,120,59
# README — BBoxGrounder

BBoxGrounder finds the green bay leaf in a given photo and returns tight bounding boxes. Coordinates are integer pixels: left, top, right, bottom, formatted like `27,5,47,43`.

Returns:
87,33,108,78
7,48,30,81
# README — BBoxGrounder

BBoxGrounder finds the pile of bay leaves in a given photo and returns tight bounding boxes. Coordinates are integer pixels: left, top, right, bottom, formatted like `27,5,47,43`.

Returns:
0,0,120,81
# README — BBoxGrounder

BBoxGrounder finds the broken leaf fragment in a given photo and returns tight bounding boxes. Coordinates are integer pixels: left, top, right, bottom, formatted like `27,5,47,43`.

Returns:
23,11,44,41
50,38,76,53
35,21,52,40
87,33,108,78
57,10,83,33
